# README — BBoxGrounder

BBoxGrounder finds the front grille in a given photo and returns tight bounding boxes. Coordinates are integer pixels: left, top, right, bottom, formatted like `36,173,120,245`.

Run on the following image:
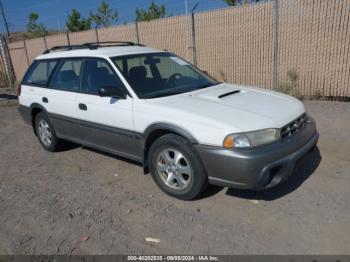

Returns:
281,113,308,139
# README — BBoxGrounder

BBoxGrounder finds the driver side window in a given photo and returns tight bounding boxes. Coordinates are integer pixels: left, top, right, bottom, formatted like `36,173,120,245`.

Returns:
81,58,125,95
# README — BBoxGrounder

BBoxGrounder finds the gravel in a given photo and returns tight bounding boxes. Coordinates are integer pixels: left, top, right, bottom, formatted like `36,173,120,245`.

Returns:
0,99,349,255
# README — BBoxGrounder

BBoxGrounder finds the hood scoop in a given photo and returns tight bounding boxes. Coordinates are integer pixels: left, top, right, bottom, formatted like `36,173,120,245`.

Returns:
218,90,241,98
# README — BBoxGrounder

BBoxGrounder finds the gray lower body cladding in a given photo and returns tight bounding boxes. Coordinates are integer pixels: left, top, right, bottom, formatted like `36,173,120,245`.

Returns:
195,119,318,190
19,104,318,190
18,105,32,125
18,105,143,162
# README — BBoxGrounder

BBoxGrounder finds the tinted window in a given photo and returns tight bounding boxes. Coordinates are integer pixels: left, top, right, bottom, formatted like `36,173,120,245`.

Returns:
22,60,57,86
81,58,125,95
114,59,124,72
51,59,82,92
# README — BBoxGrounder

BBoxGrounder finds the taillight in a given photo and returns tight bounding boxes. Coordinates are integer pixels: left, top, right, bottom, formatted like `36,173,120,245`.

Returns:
16,84,21,96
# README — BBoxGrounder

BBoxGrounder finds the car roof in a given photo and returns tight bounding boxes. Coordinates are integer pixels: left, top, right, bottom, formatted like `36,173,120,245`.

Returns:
36,45,165,60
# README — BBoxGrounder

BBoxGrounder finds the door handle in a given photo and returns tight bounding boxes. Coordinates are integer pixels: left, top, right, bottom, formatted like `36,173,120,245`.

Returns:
79,103,87,111
42,97,48,103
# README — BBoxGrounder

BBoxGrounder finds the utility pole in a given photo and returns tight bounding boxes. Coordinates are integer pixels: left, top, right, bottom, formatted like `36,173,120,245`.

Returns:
0,0,10,40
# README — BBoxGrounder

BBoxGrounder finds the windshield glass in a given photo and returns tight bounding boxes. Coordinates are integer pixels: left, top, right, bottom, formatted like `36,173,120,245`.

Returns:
111,52,218,99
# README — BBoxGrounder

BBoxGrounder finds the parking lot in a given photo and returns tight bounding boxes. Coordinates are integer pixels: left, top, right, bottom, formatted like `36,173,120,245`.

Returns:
0,97,349,255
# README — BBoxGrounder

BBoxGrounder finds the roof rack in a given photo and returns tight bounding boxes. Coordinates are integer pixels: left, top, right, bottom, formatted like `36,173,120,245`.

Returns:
42,41,144,54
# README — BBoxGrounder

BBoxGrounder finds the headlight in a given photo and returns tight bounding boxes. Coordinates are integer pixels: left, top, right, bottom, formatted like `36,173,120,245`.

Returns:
223,129,280,149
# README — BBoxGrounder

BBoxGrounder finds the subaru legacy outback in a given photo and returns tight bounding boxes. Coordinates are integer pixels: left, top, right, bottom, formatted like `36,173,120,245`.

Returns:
18,42,318,200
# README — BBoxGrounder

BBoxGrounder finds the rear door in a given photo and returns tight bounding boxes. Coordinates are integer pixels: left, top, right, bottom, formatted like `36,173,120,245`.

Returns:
76,58,141,161
47,58,82,140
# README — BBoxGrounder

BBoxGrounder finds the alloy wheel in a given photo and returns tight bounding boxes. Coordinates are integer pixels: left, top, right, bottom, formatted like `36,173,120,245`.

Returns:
156,148,192,190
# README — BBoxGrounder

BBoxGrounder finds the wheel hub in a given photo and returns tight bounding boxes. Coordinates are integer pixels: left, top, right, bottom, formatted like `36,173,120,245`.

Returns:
38,119,52,146
156,148,192,191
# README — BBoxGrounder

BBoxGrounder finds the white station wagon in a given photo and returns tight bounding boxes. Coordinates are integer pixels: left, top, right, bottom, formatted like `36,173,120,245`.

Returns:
17,42,318,200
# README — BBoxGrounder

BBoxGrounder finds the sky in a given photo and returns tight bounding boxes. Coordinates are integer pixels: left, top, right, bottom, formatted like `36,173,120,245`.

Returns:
0,0,230,33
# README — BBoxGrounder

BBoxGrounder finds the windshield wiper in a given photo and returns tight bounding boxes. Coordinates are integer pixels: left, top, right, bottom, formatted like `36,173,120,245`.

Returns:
143,83,220,99
143,90,184,99
218,90,241,98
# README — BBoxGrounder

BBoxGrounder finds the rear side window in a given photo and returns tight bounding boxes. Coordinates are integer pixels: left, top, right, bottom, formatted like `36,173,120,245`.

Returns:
50,59,83,92
22,60,57,86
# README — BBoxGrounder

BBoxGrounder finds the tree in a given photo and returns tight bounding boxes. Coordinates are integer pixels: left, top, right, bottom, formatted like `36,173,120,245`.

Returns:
66,9,91,32
90,0,118,29
26,13,47,37
224,0,239,5
135,1,166,22
224,0,261,6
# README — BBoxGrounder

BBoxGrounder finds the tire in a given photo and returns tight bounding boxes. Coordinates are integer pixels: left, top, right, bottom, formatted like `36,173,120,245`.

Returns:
148,134,208,200
34,112,61,152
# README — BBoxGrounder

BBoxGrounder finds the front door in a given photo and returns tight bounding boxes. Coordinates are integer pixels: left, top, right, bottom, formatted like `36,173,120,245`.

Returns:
76,58,141,161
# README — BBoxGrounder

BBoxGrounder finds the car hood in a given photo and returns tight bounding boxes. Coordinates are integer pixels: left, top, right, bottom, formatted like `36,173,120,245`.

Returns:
148,83,305,132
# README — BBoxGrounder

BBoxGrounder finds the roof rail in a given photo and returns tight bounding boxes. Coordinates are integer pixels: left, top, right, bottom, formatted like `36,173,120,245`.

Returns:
42,44,86,54
42,41,144,54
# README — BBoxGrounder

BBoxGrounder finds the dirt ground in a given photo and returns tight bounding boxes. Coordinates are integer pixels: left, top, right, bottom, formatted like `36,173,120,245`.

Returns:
0,94,349,255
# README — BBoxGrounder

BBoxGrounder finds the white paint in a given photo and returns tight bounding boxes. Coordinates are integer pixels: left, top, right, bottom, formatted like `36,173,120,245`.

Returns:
20,46,305,147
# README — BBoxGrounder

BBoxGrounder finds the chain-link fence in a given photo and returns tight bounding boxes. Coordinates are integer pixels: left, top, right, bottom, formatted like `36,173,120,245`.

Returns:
4,0,350,100
0,36,15,88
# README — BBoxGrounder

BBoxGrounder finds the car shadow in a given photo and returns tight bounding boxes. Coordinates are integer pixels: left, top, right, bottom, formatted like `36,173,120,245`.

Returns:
225,146,322,201
57,140,321,201
195,185,225,200
55,141,81,152
0,94,18,100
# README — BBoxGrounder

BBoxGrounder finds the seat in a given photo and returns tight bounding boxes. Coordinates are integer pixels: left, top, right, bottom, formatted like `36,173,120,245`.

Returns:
84,60,115,94
128,66,147,91
54,70,79,91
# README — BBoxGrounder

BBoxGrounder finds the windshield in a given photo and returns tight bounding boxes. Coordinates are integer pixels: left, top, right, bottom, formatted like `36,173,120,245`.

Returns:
111,52,218,99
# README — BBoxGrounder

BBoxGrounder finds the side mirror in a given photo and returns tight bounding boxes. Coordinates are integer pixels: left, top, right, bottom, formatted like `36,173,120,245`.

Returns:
98,86,126,99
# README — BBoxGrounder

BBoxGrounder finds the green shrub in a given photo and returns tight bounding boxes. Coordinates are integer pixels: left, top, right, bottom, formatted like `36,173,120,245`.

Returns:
277,69,304,100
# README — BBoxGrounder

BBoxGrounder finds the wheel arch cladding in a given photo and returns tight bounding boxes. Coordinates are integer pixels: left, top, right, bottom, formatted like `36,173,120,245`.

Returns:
142,123,199,170
30,103,46,135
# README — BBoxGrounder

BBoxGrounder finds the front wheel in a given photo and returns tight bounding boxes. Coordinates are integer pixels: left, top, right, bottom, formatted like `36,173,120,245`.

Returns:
148,134,208,200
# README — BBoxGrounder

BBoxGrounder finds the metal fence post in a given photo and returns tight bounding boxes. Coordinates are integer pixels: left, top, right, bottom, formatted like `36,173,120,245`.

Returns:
135,21,140,44
43,35,48,50
23,39,30,66
272,0,280,90
191,12,197,66
190,3,199,66
95,28,99,43
189,3,199,66
66,31,71,46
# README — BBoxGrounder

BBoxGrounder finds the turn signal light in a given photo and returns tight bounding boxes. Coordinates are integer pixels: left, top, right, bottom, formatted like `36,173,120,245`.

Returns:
223,136,234,148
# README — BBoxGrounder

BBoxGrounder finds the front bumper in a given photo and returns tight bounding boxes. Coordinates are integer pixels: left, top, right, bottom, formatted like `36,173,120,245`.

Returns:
195,119,318,190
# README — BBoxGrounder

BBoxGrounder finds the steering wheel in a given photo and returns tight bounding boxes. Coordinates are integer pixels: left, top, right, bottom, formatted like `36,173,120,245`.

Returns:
164,73,183,88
